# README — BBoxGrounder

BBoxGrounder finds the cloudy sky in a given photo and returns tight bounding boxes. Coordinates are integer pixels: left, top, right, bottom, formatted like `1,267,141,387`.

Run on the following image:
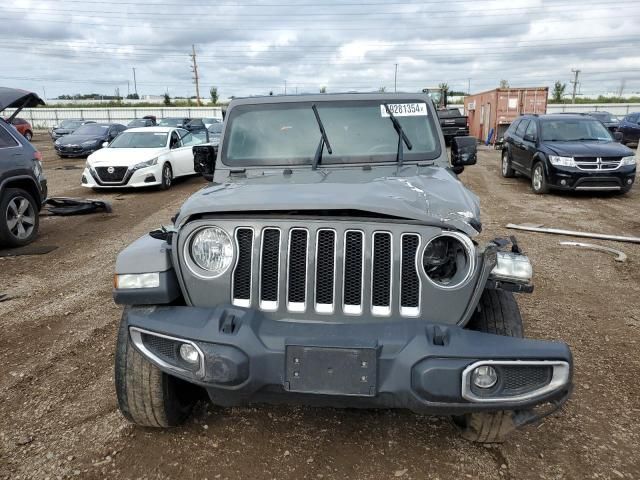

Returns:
2,0,640,100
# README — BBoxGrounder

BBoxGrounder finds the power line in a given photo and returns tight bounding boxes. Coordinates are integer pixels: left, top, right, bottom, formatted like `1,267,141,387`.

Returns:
1,12,637,31
5,1,635,18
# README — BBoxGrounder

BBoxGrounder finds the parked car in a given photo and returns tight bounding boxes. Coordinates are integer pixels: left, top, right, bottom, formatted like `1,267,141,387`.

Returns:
207,122,223,146
184,118,207,132
4,117,34,141
158,117,190,128
617,112,640,146
501,114,636,194
586,111,619,133
203,117,222,129
128,118,155,128
50,119,95,141
437,107,469,144
54,123,126,158
82,127,207,189
0,87,47,247
112,93,573,443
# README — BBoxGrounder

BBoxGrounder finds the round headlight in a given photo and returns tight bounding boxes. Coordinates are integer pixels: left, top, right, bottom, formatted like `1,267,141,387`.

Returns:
189,226,233,276
422,232,475,289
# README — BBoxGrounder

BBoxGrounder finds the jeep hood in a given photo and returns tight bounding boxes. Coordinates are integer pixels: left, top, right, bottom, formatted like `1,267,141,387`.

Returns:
176,166,481,236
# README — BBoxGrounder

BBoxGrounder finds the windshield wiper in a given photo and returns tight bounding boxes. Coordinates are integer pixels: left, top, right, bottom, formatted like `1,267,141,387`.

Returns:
311,104,332,170
383,103,413,167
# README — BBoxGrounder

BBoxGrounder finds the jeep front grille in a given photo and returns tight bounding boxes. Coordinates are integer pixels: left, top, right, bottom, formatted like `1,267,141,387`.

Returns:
231,226,422,317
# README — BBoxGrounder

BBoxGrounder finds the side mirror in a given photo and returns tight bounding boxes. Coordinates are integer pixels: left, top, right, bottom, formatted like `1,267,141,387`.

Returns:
613,131,623,142
193,144,217,181
524,134,536,143
102,141,109,148
451,136,477,169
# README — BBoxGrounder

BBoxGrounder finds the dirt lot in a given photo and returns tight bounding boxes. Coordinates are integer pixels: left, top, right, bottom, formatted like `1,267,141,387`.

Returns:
1,136,639,480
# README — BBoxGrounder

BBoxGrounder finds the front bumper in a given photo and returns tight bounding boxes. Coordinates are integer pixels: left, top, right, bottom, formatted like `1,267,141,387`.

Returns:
54,145,99,157
123,305,572,415
547,164,636,191
81,165,162,189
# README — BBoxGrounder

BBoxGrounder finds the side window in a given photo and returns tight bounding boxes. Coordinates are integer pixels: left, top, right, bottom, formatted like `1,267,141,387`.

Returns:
524,120,537,141
515,119,529,138
0,125,19,148
507,119,520,135
170,132,180,149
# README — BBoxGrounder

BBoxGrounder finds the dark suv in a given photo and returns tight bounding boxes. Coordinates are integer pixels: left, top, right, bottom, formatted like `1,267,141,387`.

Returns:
617,112,640,146
0,88,47,247
501,114,636,194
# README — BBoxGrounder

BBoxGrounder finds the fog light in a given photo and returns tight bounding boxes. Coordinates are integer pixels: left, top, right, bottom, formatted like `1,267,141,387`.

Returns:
472,365,498,389
179,343,200,364
560,179,567,186
627,178,633,185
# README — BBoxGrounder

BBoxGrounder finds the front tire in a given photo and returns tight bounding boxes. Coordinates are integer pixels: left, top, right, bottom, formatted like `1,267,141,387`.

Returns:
0,188,39,248
453,290,523,443
501,150,515,178
159,162,173,190
24,131,33,141
531,161,549,194
114,311,197,427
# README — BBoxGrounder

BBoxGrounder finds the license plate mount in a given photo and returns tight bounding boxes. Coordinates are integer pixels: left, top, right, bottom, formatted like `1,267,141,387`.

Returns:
284,345,377,397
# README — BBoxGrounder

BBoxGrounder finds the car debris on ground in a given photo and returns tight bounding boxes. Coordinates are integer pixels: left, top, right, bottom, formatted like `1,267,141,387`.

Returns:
559,241,627,262
43,197,112,216
506,223,640,244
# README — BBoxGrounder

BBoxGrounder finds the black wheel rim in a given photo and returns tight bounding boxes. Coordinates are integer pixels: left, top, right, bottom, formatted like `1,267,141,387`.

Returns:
6,196,35,240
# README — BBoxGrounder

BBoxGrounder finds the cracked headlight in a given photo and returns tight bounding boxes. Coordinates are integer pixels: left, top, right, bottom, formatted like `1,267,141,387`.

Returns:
422,232,475,289
132,157,158,170
621,155,636,166
548,155,576,167
188,226,233,277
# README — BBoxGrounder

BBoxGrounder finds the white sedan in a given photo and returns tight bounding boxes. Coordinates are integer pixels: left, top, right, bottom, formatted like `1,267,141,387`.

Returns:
81,127,207,189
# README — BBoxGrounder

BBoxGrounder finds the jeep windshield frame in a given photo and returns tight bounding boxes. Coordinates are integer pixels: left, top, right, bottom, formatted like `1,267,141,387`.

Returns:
220,96,442,167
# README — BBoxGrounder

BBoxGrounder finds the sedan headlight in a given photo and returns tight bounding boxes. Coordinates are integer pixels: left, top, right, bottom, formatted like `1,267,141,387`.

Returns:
81,139,98,147
132,157,159,170
548,155,576,167
188,226,234,276
621,155,637,166
54,139,61,145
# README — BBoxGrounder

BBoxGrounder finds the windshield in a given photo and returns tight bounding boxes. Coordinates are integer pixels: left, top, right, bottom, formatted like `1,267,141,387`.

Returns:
108,131,168,148
589,112,615,122
60,120,82,129
222,100,439,166
73,124,109,136
128,119,148,127
159,118,185,126
540,119,613,142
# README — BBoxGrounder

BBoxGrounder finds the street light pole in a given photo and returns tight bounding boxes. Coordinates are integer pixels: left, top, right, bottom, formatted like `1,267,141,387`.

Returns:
394,63,398,93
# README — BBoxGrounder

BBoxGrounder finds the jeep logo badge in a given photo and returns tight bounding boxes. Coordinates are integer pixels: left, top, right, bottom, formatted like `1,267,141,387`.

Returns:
107,166,115,174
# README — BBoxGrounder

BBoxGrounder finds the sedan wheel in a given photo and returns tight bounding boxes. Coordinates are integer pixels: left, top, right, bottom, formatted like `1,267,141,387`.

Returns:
160,163,173,190
24,131,33,141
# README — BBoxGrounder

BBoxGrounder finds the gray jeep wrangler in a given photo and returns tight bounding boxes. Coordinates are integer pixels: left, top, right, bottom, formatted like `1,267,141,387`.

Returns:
113,93,572,443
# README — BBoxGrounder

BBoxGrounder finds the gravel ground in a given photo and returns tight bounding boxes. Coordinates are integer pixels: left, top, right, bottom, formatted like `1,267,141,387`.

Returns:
0,136,639,480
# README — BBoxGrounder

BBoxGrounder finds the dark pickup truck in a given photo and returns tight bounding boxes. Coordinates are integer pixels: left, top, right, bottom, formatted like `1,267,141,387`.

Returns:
437,107,469,144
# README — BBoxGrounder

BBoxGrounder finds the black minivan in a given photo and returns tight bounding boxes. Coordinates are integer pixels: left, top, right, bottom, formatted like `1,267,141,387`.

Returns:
0,87,48,247
501,114,636,194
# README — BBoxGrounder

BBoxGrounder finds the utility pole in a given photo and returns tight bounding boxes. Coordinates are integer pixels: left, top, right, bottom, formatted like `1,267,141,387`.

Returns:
127,80,130,97
190,44,202,106
394,63,398,93
284,80,287,95
132,68,138,97
570,69,580,104
42,87,46,101
618,79,626,97
467,78,471,95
